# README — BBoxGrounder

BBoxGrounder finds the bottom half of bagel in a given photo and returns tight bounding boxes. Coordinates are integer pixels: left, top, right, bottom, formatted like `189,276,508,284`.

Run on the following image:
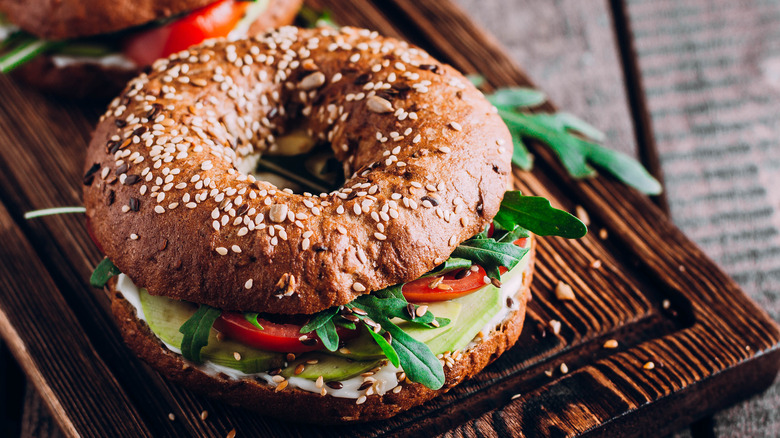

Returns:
106,239,535,423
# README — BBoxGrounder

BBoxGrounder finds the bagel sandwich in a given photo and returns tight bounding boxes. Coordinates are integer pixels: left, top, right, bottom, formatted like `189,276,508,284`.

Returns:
0,0,302,97
84,26,587,422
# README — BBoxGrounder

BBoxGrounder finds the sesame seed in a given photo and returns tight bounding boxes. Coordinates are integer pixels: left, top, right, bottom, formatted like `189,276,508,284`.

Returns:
215,247,228,255
643,361,655,370
268,204,288,222
356,395,367,405
449,121,462,131
603,339,619,349
130,233,139,240
353,282,366,292
375,232,387,240
560,363,569,374
299,71,326,90
154,205,165,214
200,410,208,421
244,279,253,289
233,351,242,361
168,413,175,421
366,95,393,113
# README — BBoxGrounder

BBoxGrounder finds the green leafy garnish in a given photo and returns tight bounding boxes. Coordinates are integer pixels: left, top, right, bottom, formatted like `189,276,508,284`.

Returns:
244,312,263,330
89,258,121,288
179,305,221,363
0,33,60,74
301,306,339,333
468,74,662,194
494,191,587,239
498,109,662,195
486,87,546,109
351,297,445,389
365,327,400,367
452,236,528,280
510,130,533,170
466,74,485,87
298,5,337,28
289,285,450,389
315,319,339,352
420,257,473,279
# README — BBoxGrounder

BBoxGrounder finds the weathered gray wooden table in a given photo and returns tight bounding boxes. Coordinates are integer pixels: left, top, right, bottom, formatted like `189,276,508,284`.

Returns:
455,0,780,435
3,0,779,436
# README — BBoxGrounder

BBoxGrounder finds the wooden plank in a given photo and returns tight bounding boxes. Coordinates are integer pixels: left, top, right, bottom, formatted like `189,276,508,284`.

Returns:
0,201,152,438
0,0,777,436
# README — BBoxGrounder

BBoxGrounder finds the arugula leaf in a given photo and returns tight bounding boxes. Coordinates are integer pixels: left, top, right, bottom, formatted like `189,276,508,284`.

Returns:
555,112,606,142
496,223,531,243
298,5,337,28
466,73,485,88
357,301,445,390
452,238,528,279
315,319,339,352
510,129,533,170
335,320,356,330
90,258,121,288
420,257,473,279
487,87,546,109
352,296,444,328
244,312,263,330
498,109,662,195
300,306,339,333
372,283,405,300
179,305,221,363
365,327,400,367
494,191,587,239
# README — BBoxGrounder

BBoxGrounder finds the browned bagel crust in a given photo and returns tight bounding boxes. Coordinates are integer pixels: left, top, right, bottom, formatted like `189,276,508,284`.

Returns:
7,0,303,98
108,238,534,423
0,0,214,40
84,27,513,314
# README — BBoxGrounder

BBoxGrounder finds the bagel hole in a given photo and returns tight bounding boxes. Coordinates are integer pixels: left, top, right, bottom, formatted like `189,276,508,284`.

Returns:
237,126,345,195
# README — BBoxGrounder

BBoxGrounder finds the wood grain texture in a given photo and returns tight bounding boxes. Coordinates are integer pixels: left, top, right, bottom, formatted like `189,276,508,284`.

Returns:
0,0,777,437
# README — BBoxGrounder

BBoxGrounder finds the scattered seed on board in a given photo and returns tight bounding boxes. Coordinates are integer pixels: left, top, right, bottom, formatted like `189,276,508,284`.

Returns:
603,339,619,349
555,281,575,301
560,363,569,374
575,205,590,226
643,361,655,370
548,319,561,335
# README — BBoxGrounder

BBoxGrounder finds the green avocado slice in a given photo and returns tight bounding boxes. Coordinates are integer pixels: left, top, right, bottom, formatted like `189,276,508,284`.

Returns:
139,289,285,374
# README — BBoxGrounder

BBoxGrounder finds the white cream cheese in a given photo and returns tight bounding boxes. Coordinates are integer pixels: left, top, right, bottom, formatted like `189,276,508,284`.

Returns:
50,53,137,70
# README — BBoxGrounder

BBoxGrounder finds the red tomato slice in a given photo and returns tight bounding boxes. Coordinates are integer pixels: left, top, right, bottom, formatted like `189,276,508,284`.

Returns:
214,312,357,353
403,236,529,303
123,0,249,66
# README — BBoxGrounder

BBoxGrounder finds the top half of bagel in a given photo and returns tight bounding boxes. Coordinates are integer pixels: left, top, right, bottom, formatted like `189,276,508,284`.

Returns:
83,26,513,315
2,0,303,98
0,0,280,40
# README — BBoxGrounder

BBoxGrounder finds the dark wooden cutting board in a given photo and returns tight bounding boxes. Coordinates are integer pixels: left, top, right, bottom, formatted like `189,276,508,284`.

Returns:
0,0,778,436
